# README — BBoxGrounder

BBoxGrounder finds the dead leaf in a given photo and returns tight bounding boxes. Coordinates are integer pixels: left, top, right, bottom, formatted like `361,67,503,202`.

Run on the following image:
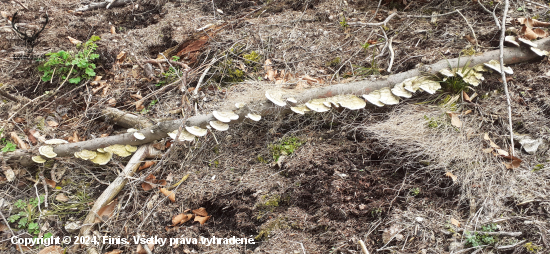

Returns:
446,112,462,128
160,188,175,202
502,154,522,169
463,91,471,102
95,199,118,223
108,98,117,107
104,249,123,254
67,131,79,143
445,172,457,182
139,161,156,171
172,213,194,226
517,17,550,28
450,218,460,227
482,148,494,153
14,117,25,123
264,59,277,81
2,165,15,182
194,215,211,225
463,110,472,115
67,36,82,45
45,178,56,188
10,132,29,150
116,51,126,64
47,120,59,127
496,149,509,156
38,246,64,254
110,26,116,34
94,76,102,81
141,182,154,191
521,25,538,40
136,242,155,254
55,193,69,202
192,207,208,217
533,28,548,38
464,34,476,44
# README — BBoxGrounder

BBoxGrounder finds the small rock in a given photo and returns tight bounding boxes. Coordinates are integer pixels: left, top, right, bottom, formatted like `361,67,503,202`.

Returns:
415,217,424,222
65,221,82,233
515,134,543,154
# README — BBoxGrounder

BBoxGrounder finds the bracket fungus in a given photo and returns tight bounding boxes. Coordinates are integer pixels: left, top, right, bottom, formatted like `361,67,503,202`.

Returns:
104,144,132,157
362,90,385,107
32,156,47,163
483,60,513,75
246,113,262,121
39,146,57,158
331,95,366,110
265,90,287,107
91,151,113,165
125,145,138,153
45,139,69,145
185,126,208,137
133,132,146,140
391,82,413,98
287,97,298,104
127,128,138,133
213,111,239,123
74,150,98,160
530,47,549,56
209,121,230,131
418,79,442,94
235,102,246,109
168,129,196,141
505,36,520,47
517,37,537,47
378,87,400,105
291,105,311,115
305,98,330,112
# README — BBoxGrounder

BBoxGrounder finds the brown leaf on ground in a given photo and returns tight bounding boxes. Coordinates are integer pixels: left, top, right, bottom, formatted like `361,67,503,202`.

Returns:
192,207,208,217
139,161,156,171
116,51,126,64
38,246,64,254
14,117,25,123
446,112,462,128
264,59,277,81
56,193,69,202
110,26,116,34
47,120,59,127
0,222,8,232
445,172,457,182
533,28,548,38
521,25,538,40
172,213,194,226
136,243,155,254
160,188,175,202
450,218,460,227
10,132,29,150
67,36,82,45
463,91,471,102
67,131,79,143
517,17,550,28
464,34,476,44
502,155,522,169
194,215,211,225
95,199,118,223
45,178,56,188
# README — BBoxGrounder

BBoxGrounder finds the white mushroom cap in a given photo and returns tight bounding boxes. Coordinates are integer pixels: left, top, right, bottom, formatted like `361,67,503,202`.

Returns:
209,121,230,131
379,87,400,105
97,148,105,153
105,144,132,157
32,156,47,163
458,69,484,87
362,90,385,107
305,99,330,112
125,145,137,152
213,111,239,123
91,151,113,165
473,64,488,72
483,60,513,75
322,101,333,108
265,90,287,107
185,126,208,137
531,47,549,56
518,37,537,47
291,105,311,115
39,146,57,158
235,102,246,109
439,69,455,78
133,132,146,140
168,129,196,141
391,82,413,98
246,113,262,121
127,128,138,133
45,139,69,145
332,95,366,110
74,150,97,160
287,97,298,103
418,79,442,94
505,36,520,47
401,77,421,93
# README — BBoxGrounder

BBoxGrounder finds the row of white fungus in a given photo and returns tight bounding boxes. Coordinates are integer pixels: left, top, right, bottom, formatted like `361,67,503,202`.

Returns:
33,53,529,164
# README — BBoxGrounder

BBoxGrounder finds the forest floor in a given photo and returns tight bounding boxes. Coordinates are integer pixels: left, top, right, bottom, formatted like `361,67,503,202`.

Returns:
1,0,550,253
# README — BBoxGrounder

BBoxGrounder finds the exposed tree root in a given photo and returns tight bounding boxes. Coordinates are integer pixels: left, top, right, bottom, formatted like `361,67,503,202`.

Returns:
3,37,550,165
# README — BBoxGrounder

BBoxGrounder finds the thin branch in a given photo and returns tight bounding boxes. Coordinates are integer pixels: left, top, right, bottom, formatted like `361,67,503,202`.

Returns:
0,90,20,102
195,57,218,95
499,0,515,156
457,10,478,49
348,13,397,26
478,1,501,30
387,37,394,73
407,9,461,18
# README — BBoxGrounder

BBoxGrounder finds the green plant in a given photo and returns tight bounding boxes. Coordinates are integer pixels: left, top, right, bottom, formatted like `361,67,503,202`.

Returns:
156,66,182,87
524,242,542,253
38,35,100,84
354,43,380,76
270,137,303,161
464,223,499,247
243,51,261,65
532,164,544,172
409,187,421,196
171,55,180,61
140,99,158,114
8,196,45,236
339,14,349,29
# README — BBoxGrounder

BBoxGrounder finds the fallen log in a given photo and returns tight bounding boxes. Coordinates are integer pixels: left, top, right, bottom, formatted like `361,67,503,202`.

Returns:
4,37,550,164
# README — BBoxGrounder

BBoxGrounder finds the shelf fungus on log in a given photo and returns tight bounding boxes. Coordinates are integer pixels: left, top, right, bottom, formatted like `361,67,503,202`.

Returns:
265,90,287,107
167,129,195,141
379,87,400,105
483,60,513,75
418,79,442,94
391,82,413,98
291,105,311,115
133,132,146,140
209,121,229,131
505,36,520,47
104,144,132,157
45,139,69,145
32,156,47,163
530,47,549,56
518,37,537,47
185,126,208,137
362,90,385,107
246,113,262,121
331,95,366,110
306,98,331,112
213,111,239,123
74,150,98,160
39,146,57,158
91,151,113,165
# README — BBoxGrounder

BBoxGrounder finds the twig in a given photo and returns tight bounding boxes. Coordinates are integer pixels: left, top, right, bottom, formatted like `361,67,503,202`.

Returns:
497,240,526,250
143,59,190,69
194,57,218,95
141,243,153,254
457,10,478,49
524,0,549,9
387,37,394,73
13,0,29,10
0,90,20,102
358,239,370,254
478,1,501,30
499,0,515,156
348,13,397,26
407,9,461,18
0,200,24,253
